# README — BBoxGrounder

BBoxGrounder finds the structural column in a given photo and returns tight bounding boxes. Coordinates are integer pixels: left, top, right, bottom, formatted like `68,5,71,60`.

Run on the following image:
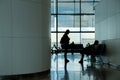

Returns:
0,0,51,75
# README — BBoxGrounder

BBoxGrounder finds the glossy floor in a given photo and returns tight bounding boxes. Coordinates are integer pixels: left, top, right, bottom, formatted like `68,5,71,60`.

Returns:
1,53,120,80
51,53,120,80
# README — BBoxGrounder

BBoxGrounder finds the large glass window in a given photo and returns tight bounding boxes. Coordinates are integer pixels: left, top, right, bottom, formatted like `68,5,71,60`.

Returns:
58,15,80,31
58,3,80,14
81,15,95,31
51,0,100,47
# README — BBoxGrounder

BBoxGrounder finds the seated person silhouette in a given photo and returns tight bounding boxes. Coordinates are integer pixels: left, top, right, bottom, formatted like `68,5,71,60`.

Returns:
79,43,91,64
91,40,99,62
60,29,71,63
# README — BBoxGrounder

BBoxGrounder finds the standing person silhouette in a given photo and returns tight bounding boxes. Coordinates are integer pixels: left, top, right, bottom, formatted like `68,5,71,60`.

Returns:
60,29,70,63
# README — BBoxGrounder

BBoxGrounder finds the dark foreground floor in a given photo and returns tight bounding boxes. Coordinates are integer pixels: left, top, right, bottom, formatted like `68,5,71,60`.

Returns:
0,53,120,80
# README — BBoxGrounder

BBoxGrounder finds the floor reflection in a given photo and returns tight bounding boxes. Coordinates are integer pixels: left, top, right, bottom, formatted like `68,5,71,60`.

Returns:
51,53,120,80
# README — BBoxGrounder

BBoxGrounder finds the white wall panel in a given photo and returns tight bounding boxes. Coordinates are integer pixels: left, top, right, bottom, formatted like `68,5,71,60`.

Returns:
116,13,120,38
0,38,12,75
96,0,120,65
0,0,12,36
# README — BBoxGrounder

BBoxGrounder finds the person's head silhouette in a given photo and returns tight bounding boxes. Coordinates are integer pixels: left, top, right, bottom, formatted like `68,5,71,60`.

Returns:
94,40,99,45
65,29,70,34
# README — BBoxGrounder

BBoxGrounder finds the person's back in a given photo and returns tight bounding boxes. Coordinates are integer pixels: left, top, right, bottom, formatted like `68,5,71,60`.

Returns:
60,30,70,49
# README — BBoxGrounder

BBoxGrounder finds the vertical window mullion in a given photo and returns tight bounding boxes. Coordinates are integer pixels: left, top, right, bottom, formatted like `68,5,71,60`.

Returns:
73,0,75,28
56,0,58,47
80,0,81,44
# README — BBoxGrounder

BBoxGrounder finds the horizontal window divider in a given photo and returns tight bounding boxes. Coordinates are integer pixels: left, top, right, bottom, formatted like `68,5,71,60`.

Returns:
51,31,95,33
51,13,95,15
